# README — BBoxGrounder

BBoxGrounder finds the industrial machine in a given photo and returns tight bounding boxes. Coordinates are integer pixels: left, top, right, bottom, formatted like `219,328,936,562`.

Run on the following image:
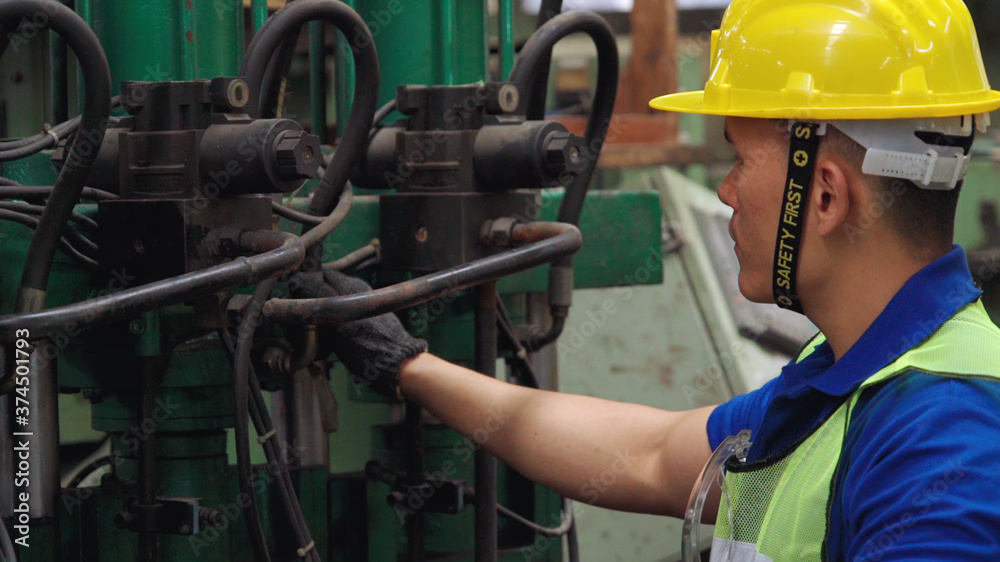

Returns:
0,0,664,560
3,1,999,561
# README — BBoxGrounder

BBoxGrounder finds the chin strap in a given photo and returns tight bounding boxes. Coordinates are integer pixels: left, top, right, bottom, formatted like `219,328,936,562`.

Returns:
773,122,822,313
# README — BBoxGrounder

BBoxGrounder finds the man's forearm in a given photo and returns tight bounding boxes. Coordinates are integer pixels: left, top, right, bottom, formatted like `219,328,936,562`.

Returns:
398,352,713,516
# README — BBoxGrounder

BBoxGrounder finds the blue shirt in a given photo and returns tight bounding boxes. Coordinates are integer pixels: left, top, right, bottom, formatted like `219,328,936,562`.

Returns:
707,246,1000,561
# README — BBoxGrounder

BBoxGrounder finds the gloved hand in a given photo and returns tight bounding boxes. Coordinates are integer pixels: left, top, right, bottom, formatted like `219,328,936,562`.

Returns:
289,270,428,397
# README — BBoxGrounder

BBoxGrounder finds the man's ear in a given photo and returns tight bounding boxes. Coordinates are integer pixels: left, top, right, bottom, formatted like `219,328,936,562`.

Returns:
810,156,855,238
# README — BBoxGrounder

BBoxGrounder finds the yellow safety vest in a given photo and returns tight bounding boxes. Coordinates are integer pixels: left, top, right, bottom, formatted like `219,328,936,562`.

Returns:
712,300,1000,562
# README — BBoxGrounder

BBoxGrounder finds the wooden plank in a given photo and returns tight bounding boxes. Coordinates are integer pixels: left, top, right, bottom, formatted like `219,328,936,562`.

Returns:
617,0,678,114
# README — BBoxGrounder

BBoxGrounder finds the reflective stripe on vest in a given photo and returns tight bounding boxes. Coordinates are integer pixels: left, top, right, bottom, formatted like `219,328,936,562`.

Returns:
712,300,1000,561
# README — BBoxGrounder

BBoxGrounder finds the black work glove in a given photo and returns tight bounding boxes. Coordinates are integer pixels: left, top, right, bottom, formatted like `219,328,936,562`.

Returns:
289,270,427,397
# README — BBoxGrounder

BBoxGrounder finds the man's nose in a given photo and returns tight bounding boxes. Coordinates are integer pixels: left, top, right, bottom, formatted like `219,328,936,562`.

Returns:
718,172,737,210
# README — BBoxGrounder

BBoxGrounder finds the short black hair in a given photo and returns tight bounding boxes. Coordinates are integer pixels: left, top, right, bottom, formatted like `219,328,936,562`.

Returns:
821,125,969,256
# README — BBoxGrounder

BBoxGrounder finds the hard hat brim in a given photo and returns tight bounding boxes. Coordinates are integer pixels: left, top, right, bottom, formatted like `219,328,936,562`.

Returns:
649,90,1000,120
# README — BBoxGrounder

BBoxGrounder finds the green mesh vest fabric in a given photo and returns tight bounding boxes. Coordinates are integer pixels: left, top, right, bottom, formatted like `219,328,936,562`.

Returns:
711,300,1000,562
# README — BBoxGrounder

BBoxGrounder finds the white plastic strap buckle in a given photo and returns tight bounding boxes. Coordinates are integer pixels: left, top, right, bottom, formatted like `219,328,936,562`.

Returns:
861,148,969,190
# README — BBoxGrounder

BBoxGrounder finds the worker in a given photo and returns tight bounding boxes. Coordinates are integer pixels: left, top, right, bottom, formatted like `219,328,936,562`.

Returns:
301,0,1000,559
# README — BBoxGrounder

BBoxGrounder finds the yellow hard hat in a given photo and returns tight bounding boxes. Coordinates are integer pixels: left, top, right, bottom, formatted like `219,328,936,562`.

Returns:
649,0,1000,119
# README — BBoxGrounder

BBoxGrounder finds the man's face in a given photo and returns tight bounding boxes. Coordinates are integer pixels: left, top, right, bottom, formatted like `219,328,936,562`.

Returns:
717,117,790,304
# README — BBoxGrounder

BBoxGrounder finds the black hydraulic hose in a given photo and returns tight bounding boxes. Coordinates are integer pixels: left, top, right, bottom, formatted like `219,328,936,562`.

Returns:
0,200,98,232
0,209,97,269
525,0,563,120
508,11,618,349
0,96,119,153
271,201,324,225
509,10,618,229
255,222,583,325
242,0,380,222
0,0,112,308
219,331,320,562
0,119,78,160
0,230,304,341
0,184,119,201
234,280,277,562
372,99,398,127
258,25,304,119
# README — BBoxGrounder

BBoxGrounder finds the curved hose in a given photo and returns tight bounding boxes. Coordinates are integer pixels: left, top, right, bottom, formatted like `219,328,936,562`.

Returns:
509,10,618,230
0,184,118,201
525,0,564,120
0,0,112,310
255,222,582,325
0,209,97,269
219,331,320,562
234,279,277,562
0,231,304,340
242,0,379,221
508,11,618,348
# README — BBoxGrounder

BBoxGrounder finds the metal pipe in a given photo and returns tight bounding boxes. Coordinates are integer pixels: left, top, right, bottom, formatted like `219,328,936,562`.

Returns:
308,21,328,143
0,180,353,341
179,0,196,80
440,0,457,85
498,0,515,81
0,230,305,341
405,400,426,562
272,364,327,469
136,356,168,562
75,0,92,115
255,222,583,325
252,0,268,32
322,241,379,272
474,282,498,562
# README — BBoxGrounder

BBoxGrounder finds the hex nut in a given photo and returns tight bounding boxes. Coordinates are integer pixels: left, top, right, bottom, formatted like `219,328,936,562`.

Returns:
273,130,322,180
542,131,585,174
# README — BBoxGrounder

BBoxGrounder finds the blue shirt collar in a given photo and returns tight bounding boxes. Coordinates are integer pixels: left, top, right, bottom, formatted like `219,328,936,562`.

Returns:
778,245,982,398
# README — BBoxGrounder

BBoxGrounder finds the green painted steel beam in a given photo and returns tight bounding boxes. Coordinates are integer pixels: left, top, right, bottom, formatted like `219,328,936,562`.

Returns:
336,0,489,125
87,0,243,88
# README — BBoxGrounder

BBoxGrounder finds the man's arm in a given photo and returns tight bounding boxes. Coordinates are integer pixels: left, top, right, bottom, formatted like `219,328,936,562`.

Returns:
400,352,715,517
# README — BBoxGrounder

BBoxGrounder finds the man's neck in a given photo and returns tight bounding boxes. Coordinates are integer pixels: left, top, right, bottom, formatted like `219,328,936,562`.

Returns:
803,247,946,361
